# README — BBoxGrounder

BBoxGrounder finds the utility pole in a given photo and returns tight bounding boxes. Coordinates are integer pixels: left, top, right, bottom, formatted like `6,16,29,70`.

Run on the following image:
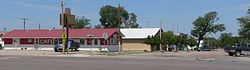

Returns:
38,23,41,30
177,24,179,34
117,4,121,53
61,0,66,54
160,19,163,53
21,18,28,30
3,27,6,32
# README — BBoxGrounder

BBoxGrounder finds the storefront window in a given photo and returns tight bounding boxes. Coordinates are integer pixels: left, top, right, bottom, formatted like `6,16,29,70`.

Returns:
20,38,34,44
94,39,99,45
110,38,116,45
80,39,86,45
87,39,92,45
3,38,13,44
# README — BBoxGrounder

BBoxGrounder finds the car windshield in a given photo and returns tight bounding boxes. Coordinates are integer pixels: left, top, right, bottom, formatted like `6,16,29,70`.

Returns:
236,44,248,48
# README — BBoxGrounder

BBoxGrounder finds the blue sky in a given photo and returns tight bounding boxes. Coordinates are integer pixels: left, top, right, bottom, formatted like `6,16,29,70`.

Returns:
0,0,250,37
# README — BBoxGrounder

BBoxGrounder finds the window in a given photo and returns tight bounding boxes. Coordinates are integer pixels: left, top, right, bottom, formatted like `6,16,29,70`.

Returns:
110,38,116,45
87,39,92,45
80,39,86,45
3,38,13,44
20,38,34,44
94,39,99,45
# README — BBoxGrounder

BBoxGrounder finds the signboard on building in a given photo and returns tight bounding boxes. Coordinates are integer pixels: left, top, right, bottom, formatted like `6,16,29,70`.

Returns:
39,38,53,45
60,8,76,27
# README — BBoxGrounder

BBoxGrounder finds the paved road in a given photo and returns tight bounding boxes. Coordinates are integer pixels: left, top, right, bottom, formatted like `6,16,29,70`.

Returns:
0,55,249,70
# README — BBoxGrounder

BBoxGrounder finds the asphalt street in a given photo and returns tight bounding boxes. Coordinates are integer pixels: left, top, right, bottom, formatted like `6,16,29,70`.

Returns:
0,55,249,70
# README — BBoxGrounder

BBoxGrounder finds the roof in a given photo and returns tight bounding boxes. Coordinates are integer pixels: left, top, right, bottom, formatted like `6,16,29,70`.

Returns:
120,28,161,39
2,29,118,38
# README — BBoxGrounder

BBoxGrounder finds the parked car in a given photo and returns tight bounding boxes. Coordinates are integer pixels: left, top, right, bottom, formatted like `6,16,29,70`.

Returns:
0,38,4,50
224,43,250,56
54,40,80,52
200,45,215,51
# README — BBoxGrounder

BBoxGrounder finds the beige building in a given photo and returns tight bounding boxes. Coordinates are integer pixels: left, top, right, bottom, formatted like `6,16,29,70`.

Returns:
120,28,161,51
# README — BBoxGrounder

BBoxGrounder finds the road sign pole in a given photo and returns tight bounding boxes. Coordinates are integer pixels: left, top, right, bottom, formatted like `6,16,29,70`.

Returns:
62,32,66,54
61,0,65,54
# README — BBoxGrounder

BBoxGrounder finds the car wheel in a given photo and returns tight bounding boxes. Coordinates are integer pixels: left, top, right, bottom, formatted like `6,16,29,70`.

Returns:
54,48,59,52
0,44,2,50
235,51,241,57
228,52,234,56
75,48,79,51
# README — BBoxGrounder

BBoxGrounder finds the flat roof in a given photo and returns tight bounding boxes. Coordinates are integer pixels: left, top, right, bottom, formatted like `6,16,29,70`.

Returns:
120,28,161,39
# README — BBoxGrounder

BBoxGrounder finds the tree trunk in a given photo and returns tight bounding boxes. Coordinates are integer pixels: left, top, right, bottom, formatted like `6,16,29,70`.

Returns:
196,37,203,51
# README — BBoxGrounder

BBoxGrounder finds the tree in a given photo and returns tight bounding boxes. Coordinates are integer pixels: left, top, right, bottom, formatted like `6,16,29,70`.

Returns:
191,11,225,49
71,16,91,29
94,24,103,29
186,36,196,47
124,13,139,28
160,31,182,51
161,31,178,46
99,5,129,28
219,33,240,48
144,36,161,46
237,7,250,39
204,37,219,48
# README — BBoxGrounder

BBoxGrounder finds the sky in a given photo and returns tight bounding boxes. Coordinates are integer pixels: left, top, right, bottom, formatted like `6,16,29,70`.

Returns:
0,0,250,38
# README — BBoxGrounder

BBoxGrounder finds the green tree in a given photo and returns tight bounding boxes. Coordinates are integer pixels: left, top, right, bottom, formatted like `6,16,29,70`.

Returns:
99,5,129,28
124,13,139,28
161,31,178,45
204,37,219,48
71,16,91,29
186,36,196,47
191,11,225,49
237,7,250,39
219,33,240,48
94,24,103,29
144,36,161,46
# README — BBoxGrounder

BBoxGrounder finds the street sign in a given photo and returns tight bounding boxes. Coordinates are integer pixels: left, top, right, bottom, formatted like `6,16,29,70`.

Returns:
66,14,75,25
60,14,76,26
62,32,66,40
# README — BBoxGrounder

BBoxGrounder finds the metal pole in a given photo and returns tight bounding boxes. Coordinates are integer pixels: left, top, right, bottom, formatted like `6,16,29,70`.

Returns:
24,19,25,30
21,18,28,30
118,4,121,53
66,25,69,54
4,27,6,32
61,0,65,54
39,23,41,30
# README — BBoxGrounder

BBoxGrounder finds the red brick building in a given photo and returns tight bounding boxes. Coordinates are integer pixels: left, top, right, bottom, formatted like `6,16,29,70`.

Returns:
2,29,121,51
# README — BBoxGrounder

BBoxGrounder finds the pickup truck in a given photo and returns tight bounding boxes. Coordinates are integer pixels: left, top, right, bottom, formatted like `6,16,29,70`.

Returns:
0,38,4,50
54,40,80,52
224,44,250,56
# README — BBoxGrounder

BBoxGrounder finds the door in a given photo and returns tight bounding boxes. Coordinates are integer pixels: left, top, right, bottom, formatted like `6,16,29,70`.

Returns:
13,38,19,48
